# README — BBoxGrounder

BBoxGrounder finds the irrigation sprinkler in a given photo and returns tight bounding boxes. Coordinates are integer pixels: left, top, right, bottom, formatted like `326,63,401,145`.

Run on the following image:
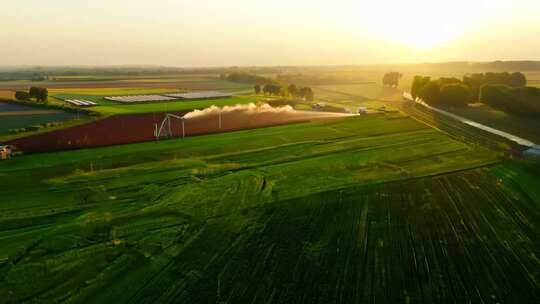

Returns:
155,113,186,140
168,116,173,138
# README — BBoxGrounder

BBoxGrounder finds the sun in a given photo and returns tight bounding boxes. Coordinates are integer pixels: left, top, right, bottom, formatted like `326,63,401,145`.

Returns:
353,0,508,50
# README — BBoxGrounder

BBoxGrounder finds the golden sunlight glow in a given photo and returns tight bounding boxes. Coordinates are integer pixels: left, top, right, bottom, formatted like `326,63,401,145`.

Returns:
356,0,510,50
1,0,538,65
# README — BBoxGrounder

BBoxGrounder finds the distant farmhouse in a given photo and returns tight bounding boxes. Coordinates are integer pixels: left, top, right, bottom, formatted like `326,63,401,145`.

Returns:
0,145,12,160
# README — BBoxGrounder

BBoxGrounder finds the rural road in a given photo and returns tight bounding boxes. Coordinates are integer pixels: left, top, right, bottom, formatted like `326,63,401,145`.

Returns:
403,92,540,156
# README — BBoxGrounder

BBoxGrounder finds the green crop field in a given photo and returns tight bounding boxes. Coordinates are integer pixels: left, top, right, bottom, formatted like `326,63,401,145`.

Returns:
313,83,384,101
2,114,538,303
50,87,180,98
49,92,259,115
89,96,259,115
0,102,81,137
0,112,79,135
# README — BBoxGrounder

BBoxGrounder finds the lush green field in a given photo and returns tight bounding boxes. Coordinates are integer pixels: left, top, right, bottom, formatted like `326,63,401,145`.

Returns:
47,84,259,115
49,93,258,115
3,115,538,303
313,83,384,101
1,67,539,303
90,96,258,115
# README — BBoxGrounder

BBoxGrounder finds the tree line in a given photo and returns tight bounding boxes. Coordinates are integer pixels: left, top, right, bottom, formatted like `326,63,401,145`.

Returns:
15,87,48,103
255,84,314,101
410,72,527,107
463,72,526,101
223,71,316,101
481,85,540,117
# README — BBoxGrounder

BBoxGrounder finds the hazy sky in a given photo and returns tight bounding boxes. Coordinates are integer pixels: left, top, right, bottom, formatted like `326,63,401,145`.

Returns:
2,0,539,66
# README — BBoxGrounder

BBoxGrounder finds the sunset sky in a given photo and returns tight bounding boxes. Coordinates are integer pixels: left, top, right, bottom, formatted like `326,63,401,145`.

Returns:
2,0,539,66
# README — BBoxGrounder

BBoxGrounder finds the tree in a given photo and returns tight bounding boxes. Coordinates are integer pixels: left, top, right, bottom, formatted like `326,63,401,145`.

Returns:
411,76,430,100
439,77,461,86
37,88,48,103
299,87,314,101
383,72,402,87
254,85,261,95
15,91,30,101
509,72,527,87
463,73,485,101
288,84,298,97
29,87,48,103
263,84,282,96
439,84,471,107
226,72,273,84
279,86,288,97
29,87,40,99
419,81,440,104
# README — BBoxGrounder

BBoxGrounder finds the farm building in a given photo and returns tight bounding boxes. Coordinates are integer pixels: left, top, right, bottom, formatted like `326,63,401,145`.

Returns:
0,145,12,160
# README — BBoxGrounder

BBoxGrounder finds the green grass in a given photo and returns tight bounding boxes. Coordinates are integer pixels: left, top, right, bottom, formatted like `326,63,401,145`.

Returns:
50,86,259,115
49,93,259,115
90,96,259,115
1,114,539,303
313,83,384,101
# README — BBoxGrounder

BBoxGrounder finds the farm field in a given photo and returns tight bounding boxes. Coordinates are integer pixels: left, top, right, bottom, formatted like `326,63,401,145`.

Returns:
3,115,538,303
6,105,351,153
313,83,383,101
48,90,258,115
44,84,258,115
87,96,258,115
2,0,540,300
0,102,80,136
0,77,252,91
